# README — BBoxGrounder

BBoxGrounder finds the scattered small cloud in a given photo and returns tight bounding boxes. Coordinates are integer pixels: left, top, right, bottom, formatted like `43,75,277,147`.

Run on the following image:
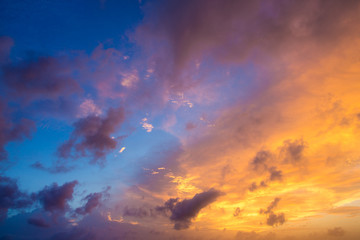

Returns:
140,118,154,132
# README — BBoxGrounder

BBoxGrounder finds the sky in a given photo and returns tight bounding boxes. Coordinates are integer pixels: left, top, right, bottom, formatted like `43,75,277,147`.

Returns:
1,0,360,239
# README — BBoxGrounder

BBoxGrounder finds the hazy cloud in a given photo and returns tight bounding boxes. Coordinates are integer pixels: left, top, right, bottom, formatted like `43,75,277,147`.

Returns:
328,227,345,237
281,139,306,164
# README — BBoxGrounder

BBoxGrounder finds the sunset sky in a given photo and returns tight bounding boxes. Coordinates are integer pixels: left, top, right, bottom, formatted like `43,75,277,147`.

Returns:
1,1,360,239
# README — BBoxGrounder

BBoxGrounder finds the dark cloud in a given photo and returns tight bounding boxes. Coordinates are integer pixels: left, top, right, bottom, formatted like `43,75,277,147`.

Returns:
75,192,105,215
156,188,222,230
266,212,285,226
250,151,271,172
233,207,242,217
327,227,345,237
35,181,78,214
268,167,283,182
260,198,286,227
281,139,306,164
0,176,32,221
2,56,81,102
27,217,50,228
260,198,281,215
57,107,125,164
249,181,268,192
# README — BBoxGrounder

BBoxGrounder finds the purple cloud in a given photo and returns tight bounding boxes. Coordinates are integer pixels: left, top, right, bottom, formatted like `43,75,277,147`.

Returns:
260,197,286,226
75,192,104,215
57,107,125,164
2,56,81,102
0,176,32,221
156,188,222,230
35,181,78,214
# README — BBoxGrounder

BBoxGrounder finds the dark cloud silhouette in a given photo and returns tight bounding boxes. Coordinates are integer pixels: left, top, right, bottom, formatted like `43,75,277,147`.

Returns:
268,167,283,182
260,198,286,226
327,227,345,237
75,192,104,215
35,181,78,214
57,107,125,163
233,207,242,217
27,217,50,228
250,151,271,172
281,139,306,164
0,176,32,221
156,188,222,230
260,198,281,215
249,181,268,192
266,212,285,226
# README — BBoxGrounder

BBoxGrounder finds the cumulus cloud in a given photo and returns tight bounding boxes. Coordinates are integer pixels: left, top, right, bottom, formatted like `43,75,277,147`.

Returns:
35,181,78,214
0,176,32,221
57,107,125,163
156,188,222,230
